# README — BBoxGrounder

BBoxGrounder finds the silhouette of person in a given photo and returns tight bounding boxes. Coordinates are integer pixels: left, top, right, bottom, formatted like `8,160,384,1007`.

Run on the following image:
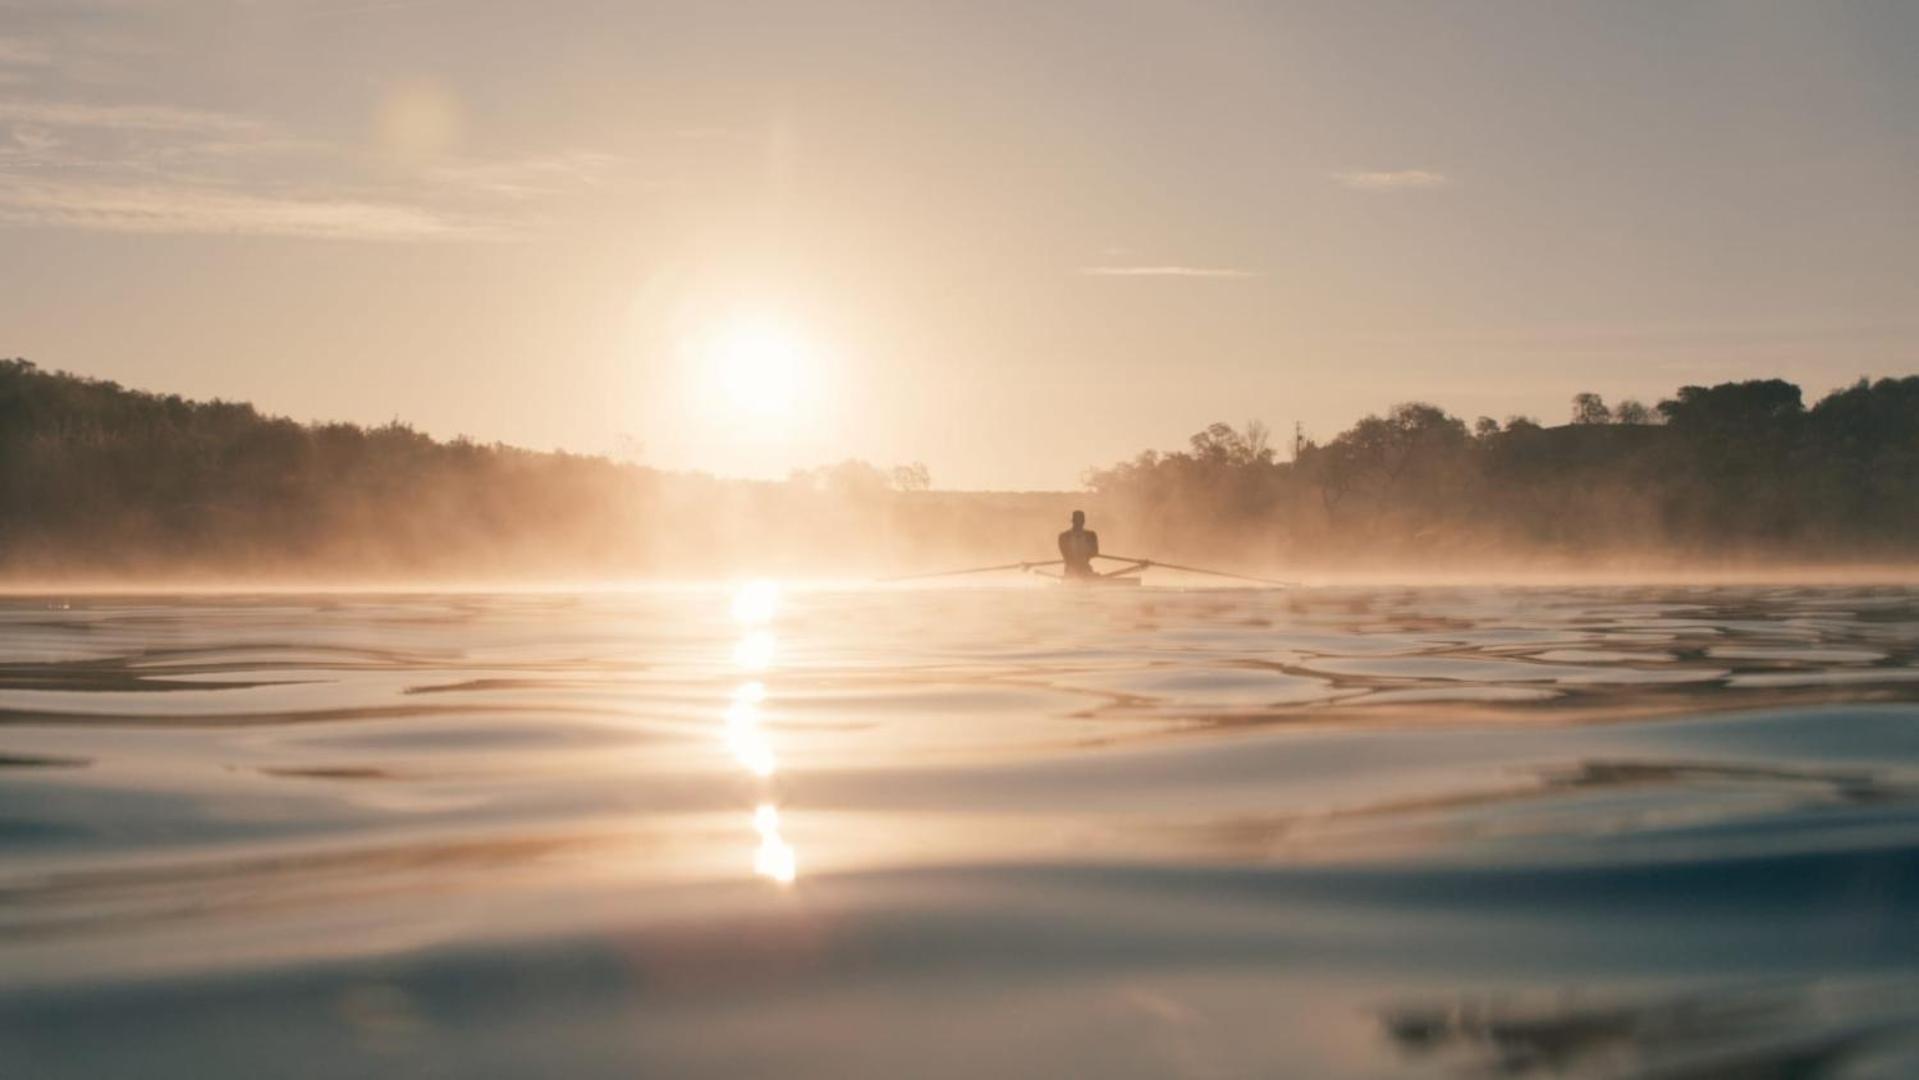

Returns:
1058,510,1099,580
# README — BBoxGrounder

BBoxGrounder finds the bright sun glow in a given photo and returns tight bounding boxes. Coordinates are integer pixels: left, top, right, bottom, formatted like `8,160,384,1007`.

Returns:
705,320,808,420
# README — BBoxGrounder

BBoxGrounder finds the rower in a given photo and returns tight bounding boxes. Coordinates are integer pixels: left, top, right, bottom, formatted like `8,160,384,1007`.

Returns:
1057,510,1100,580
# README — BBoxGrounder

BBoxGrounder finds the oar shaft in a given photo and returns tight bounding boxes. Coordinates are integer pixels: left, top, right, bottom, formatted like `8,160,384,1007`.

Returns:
884,554,1293,587
1096,554,1294,587
880,559,1063,583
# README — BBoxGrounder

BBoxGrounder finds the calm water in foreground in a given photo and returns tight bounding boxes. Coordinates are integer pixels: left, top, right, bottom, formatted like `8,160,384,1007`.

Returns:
3,584,1918,1078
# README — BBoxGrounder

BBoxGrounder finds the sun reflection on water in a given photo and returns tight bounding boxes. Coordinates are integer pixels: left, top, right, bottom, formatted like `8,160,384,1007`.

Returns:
752,803,797,884
732,630,777,671
725,681,776,777
730,579,780,625
726,580,797,885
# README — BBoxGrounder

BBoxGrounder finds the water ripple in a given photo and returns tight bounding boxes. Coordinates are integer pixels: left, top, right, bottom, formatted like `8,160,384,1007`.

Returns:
1,584,1916,1077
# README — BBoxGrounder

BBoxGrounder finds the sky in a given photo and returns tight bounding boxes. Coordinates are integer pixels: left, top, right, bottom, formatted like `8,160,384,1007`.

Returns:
1,1,1915,490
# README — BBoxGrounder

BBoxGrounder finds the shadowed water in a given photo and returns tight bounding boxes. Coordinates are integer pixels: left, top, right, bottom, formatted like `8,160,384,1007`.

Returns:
3,584,1918,1077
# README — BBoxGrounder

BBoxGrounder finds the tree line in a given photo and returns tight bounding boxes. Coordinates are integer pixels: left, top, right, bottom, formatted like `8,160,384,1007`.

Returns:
2,357,1913,578
0,358,974,579
1085,376,1918,566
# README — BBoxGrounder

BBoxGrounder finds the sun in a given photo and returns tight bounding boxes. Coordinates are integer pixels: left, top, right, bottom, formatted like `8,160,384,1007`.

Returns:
704,319,807,420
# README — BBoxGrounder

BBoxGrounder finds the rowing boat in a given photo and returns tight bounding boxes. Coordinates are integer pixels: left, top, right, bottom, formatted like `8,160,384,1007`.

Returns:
1060,574,1142,587
882,554,1290,587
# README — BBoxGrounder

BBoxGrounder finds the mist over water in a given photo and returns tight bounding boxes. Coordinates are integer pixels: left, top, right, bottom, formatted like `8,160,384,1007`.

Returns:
7,361,1918,585
3,584,1918,1077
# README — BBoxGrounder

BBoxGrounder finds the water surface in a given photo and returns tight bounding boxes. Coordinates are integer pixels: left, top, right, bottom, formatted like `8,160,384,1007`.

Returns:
3,584,1918,1077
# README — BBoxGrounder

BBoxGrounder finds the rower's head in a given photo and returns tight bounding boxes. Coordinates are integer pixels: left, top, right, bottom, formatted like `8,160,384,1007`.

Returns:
1070,510,1085,529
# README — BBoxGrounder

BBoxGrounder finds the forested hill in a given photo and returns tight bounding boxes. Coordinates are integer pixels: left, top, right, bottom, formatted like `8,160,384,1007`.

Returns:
2,357,1915,580
0,358,1054,579
1085,376,1919,568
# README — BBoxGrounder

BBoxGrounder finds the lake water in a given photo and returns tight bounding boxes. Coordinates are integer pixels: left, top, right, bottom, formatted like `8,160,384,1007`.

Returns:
3,584,1918,1078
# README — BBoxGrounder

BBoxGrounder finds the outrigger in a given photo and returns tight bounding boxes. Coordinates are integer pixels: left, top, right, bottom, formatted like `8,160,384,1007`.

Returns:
881,553,1293,588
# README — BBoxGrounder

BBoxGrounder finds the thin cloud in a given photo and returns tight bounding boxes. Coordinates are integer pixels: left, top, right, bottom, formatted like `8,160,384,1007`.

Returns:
292,0,461,20
0,37,52,68
0,100,262,134
0,96,626,240
0,177,507,240
1334,169,1449,192
425,151,625,200
1081,265,1258,278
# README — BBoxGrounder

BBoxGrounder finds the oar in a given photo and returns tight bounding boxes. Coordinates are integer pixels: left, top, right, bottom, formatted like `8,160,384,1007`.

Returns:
879,559,1063,583
1095,554,1295,587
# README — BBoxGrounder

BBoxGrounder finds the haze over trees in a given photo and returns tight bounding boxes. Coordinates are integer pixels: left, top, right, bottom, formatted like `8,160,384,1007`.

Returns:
2,357,1915,580
1087,375,1919,567
0,358,968,579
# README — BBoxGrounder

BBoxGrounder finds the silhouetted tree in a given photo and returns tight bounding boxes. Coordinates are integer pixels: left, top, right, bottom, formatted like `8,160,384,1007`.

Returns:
1611,399,1653,425
1189,420,1274,466
890,462,932,492
1658,379,1803,433
1571,393,1611,425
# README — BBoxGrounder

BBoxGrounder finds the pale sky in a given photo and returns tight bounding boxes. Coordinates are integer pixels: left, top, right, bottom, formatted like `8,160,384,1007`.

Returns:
2,1,1915,489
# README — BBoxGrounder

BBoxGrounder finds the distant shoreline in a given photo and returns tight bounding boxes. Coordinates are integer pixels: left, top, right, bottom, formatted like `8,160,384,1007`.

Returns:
4,359,1916,582
4,562,1918,594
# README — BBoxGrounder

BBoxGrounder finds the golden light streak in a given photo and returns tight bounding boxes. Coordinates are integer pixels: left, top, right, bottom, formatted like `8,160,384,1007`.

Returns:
753,802,797,884
720,579,798,884
732,629,777,671
724,680,776,777
730,579,780,625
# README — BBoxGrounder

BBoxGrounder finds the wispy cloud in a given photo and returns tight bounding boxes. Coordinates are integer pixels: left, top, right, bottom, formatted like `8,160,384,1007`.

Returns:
0,37,53,69
1081,265,1258,279
0,100,261,134
0,177,504,239
0,94,625,240
424,150,624,200
0,36,50,84
291,0,461,21
1333,169,1449,192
